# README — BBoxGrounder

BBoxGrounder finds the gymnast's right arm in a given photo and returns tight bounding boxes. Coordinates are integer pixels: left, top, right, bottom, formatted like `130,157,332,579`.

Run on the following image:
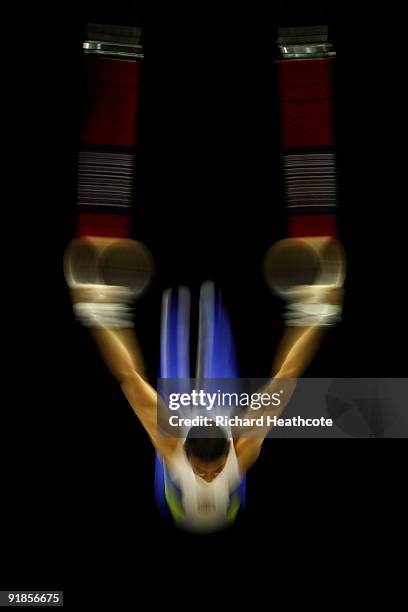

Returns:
71,286,178,461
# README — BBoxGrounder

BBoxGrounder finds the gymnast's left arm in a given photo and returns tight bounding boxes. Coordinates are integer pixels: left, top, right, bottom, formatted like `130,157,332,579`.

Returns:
235,285,345,474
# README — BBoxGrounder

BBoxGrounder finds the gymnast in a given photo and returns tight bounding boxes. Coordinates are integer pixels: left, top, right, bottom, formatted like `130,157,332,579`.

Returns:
67,235,344,532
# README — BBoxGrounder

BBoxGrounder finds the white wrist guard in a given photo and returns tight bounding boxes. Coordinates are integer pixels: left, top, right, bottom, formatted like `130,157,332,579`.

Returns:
285,302,342,327
73,302,134,328
284,285,342,327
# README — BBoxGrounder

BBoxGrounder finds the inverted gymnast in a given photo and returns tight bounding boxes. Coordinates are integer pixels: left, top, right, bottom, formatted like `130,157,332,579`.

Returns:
66,236,344,533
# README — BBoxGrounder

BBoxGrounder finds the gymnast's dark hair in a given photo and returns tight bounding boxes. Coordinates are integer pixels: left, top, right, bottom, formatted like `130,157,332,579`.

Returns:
184,424,230,462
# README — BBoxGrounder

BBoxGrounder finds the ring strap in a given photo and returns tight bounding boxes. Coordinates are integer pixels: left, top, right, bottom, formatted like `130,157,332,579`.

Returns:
276,25,338,239
76,23,143,239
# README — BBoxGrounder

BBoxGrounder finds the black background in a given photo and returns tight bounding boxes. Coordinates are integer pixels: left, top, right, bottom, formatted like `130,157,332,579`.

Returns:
1,0,406,603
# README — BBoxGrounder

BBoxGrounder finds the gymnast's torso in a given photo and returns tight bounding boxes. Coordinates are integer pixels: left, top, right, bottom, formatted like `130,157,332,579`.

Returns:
163,441,243,532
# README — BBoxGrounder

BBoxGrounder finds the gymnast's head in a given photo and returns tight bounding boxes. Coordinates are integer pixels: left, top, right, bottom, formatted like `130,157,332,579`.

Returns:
184,424,230,483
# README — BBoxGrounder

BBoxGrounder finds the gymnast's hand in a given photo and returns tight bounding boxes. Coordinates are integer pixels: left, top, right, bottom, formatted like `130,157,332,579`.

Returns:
65,236,154,328
64,236,154,301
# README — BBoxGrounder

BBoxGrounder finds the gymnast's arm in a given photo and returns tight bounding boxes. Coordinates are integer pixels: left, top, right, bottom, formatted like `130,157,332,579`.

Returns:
234,287,344,474
92,327,178,461
71,286,178,460
91,326,178,460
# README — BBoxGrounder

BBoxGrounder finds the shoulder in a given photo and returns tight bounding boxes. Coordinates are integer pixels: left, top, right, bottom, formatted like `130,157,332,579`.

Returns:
160,439,183,467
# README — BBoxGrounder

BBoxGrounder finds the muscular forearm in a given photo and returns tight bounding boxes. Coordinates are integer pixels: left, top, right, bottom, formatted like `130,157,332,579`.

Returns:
273,325,327,379
90,326,147,383
273,286,344,378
